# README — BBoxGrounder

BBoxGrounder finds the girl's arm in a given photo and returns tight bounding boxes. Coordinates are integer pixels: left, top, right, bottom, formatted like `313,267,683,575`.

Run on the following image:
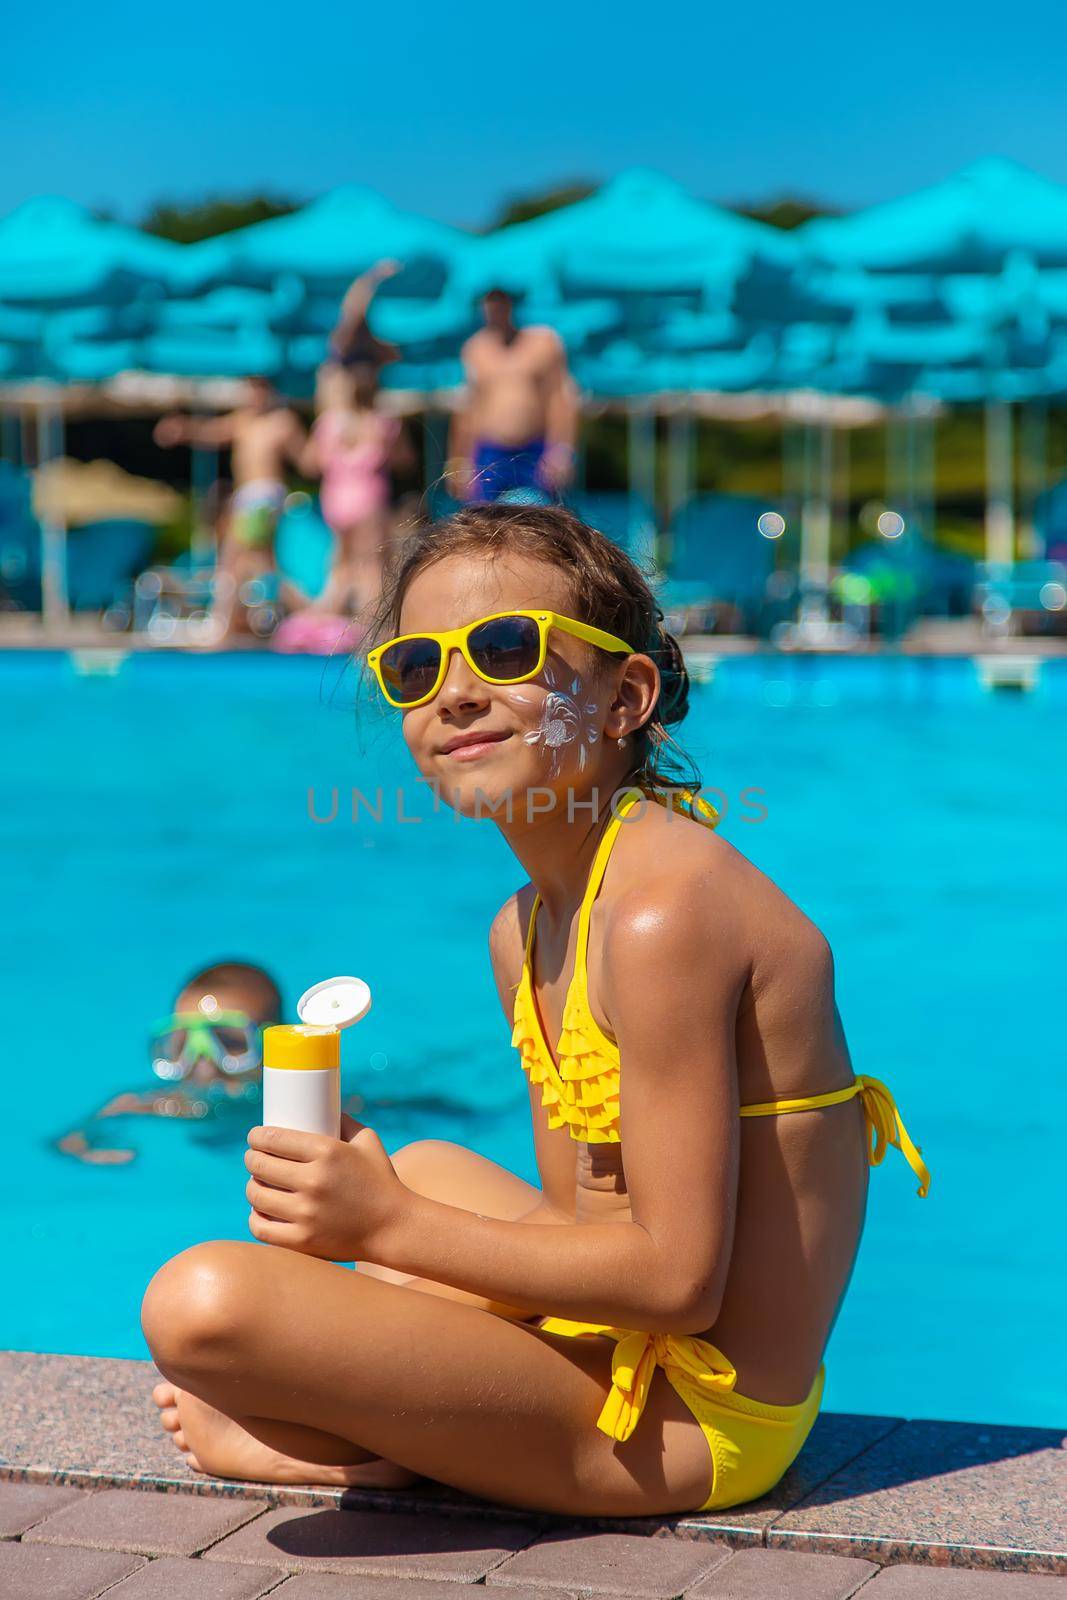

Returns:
372,875,745,1331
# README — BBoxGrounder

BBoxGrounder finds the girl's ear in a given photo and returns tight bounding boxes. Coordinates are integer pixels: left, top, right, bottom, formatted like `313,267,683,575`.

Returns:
609,653,659,739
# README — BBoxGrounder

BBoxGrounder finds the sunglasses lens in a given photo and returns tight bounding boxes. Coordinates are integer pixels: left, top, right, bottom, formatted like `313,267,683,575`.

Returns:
468,616,541,681
379,637,443,705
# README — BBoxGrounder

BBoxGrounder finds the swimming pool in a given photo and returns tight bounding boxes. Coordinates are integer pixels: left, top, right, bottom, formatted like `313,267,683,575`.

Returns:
4,649,1065,1429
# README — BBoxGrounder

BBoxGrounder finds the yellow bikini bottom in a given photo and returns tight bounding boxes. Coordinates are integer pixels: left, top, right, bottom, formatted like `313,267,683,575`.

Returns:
535,1317,825,1514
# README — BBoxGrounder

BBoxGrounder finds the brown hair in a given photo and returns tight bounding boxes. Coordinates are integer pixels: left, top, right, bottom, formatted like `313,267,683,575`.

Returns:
179,961,283,1021
361,502,701,797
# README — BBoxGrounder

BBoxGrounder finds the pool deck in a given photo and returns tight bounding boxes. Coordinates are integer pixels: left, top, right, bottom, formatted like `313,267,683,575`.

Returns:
2,611,1067,657
0,1353,1063,1598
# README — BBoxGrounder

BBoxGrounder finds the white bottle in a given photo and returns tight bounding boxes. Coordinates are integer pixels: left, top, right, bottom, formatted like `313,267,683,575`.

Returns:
261,976,371,1137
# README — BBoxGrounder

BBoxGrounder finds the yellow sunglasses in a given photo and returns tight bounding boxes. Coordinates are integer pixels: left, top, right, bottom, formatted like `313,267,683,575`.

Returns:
367,609,635,709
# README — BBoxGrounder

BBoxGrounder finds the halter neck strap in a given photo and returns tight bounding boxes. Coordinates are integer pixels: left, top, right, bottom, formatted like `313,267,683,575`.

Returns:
572,787,646,987
524,785,720,986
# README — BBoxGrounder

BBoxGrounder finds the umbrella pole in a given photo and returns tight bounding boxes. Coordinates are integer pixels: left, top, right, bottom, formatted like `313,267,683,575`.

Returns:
903,395,920,637
1019,398,1047,559
36,401,70,632
984,398,1015,572
782,413,803,616
627,403,656,523
797,412,813,622
834,415,850,561
799,412,832,628
918,398,937,546
665,404,693,525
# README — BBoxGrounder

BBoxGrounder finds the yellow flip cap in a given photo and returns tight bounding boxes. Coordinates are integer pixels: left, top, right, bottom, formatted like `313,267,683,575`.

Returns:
263,1024,340,1071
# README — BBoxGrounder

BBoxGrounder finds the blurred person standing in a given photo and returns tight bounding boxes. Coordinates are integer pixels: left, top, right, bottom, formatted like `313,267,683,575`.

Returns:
154,377,307,643
298,261,415,617
302,361,414,619
447,288,579,503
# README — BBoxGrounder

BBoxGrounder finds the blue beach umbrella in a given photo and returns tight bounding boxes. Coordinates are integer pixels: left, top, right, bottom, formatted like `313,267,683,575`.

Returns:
177,185,468,293
0,198,181,628
0,196,181,305
138,325,288,381
794,161,1067,580
799,158,1067,275
459,169,791,304
159,187,474,390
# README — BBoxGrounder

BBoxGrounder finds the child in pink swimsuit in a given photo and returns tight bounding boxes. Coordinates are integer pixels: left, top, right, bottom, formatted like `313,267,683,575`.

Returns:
306,365,404,616
313,408,400,533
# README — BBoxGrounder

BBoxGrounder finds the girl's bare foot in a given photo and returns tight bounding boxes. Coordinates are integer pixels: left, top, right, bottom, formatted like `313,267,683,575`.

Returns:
151,1381,423,1489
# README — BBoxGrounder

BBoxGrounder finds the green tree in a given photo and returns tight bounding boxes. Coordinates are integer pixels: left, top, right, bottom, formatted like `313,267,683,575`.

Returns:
141,195,298,244
489,182,598,230
732,196,841,230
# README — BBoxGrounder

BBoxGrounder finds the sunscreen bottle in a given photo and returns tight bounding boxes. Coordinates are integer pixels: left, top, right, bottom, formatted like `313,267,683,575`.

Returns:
261,976,371,1137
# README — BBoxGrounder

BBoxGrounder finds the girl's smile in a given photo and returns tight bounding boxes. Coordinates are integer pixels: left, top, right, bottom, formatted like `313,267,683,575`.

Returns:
439,730,514,760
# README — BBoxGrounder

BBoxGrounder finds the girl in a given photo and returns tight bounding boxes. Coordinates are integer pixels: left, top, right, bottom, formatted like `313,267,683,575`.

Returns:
302,361,413,619
143,504,929,1517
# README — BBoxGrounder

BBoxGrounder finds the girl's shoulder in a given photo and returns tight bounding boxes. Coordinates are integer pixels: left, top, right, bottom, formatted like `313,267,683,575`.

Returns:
605,797,815,975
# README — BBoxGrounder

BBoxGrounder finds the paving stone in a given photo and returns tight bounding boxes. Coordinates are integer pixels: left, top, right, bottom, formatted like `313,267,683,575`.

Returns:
272,1576,576,1600
488,1528,732,1596
0,1351,203,1487
686,1546,878,1597
106,1555,287,1597
0,1480,87,1537
860,1564,1067,1595
24,1486,270,1556
0,1538,144,1600
769,1419,1067,1574
204,1505,538,1579
683,1412,905,1534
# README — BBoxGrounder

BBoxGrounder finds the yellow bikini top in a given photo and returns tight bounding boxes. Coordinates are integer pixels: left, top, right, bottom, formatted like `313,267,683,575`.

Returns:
511,784,930,1196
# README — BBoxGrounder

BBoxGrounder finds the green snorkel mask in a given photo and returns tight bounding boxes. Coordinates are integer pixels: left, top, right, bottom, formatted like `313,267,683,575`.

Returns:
149,1007,263,1082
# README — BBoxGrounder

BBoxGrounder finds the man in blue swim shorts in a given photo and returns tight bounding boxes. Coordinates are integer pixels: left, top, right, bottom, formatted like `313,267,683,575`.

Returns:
448,289,578,504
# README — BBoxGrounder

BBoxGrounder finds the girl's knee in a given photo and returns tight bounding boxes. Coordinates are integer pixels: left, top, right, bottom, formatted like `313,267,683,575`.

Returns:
141,1241,258,1378
389,1139,458,1187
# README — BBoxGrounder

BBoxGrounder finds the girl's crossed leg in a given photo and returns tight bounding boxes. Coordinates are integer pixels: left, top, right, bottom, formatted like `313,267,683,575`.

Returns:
142,1140,714,1516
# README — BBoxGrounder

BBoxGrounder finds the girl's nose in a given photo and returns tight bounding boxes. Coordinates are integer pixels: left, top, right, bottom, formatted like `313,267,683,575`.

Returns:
435,646,492,712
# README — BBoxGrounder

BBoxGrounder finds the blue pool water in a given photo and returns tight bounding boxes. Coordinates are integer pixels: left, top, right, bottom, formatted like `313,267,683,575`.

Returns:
4,650,1065,1428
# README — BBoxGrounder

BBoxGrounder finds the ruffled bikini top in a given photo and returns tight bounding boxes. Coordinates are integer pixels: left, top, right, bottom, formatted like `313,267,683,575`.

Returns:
510,784,930,1195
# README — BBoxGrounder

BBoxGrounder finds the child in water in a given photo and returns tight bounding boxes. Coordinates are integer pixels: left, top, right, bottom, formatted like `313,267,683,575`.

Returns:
142,504,928,1516
57,962,281,1165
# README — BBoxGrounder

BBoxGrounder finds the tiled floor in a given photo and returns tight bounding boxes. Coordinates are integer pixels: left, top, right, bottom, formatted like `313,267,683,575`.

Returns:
0,1352,1064,1599
3,1483,1067,1599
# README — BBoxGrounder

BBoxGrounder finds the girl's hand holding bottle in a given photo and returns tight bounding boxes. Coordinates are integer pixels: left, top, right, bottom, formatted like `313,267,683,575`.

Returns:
244,1114,406,1263
248,976,396,1261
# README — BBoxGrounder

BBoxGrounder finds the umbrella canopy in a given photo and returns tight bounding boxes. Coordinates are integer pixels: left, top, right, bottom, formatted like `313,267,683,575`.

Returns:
799,158,1067,274
177,185,468,291
0,197,181,304
458,168,793,302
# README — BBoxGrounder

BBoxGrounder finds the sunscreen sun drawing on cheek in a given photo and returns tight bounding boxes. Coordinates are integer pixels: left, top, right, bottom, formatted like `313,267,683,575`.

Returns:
508,663,601,776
